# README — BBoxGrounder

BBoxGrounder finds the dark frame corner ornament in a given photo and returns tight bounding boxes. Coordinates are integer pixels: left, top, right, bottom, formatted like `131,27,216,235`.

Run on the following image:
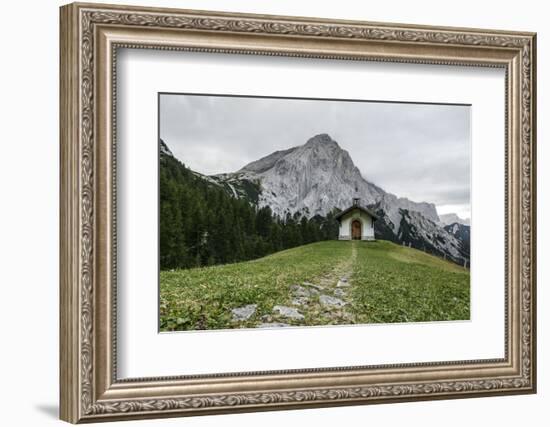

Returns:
60,2,536,423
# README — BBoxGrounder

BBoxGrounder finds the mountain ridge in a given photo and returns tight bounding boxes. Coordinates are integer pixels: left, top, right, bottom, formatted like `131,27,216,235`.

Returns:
439,213,470,226
216,133,440,226
161,134,470,265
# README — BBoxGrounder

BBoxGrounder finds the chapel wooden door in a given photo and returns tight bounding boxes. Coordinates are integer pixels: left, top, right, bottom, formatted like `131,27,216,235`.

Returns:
352,220,361,240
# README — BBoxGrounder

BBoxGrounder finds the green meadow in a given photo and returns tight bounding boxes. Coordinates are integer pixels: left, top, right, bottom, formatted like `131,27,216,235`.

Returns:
160,240,470,331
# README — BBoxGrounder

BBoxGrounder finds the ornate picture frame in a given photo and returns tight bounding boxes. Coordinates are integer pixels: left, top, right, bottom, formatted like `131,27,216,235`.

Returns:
60,2,536,423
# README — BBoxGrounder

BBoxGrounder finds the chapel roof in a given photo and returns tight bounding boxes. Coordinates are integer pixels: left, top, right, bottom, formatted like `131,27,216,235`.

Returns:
335,204,379,221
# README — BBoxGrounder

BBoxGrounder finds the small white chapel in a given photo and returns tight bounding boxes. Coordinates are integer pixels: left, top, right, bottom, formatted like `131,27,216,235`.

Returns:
335,198,378,241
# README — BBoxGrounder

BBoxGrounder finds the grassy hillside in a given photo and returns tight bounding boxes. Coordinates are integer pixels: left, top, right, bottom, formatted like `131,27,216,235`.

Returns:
160,240,470,331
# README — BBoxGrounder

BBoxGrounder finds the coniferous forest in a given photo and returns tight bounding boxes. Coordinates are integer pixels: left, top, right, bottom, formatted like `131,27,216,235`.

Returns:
160,147,340,270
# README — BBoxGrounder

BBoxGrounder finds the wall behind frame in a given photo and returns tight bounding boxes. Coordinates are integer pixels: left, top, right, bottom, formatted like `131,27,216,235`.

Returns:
0,0,545,426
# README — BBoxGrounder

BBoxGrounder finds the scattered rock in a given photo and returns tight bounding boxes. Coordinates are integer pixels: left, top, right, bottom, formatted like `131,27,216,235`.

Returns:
257,322,290,328
231,304,257,321
292,297,309,306
319,295,347,308
342,312,355,322
337,279,350,288
302,281,324,291
321,311,354,323
273,305,305,320
290,284,318,297
261,314,273,322
334,288,347,297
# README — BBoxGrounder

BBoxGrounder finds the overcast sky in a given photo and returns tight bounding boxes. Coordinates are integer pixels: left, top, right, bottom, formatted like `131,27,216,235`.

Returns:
160,94,471,219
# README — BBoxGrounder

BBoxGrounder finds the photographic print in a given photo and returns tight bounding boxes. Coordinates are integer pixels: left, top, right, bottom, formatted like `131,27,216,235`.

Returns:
159,93,471,332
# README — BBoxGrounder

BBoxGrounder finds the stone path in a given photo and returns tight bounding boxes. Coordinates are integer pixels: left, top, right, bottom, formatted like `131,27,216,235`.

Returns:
232,242,359,328
298,242,357,325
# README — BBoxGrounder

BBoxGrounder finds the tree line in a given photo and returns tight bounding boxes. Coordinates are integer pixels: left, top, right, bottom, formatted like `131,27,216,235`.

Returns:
160,150,340,270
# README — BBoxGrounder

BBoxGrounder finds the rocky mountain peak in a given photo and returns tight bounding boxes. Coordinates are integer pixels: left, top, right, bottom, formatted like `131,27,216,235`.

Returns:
286,133,354,170
304,133,339,148
215,134,444,226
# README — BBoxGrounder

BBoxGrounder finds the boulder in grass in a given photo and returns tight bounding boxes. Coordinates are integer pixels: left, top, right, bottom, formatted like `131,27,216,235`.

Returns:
319,295,347,308
273,305,305,320
231,304,257,321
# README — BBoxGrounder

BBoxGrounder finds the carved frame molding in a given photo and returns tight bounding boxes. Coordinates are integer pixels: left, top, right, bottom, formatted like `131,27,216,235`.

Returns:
60,2,536,423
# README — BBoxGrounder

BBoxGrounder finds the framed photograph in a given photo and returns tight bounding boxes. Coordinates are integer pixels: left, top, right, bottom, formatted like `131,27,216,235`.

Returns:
60,2,537,423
